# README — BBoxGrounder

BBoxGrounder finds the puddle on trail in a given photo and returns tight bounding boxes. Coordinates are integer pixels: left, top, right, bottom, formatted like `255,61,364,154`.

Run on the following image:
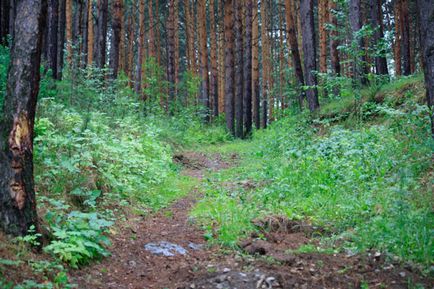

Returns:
144,241,203,257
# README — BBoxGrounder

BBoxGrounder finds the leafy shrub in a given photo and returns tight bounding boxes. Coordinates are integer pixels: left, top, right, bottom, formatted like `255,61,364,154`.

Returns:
44,210,113,268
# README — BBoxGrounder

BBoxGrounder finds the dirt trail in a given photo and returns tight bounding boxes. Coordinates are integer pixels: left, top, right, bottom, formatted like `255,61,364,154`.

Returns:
72,152,431,289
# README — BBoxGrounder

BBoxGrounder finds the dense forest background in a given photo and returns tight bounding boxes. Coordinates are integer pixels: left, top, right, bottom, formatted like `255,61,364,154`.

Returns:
0,0,433,288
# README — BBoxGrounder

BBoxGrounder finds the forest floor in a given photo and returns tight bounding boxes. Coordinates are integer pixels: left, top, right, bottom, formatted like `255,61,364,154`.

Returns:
70,151,432,289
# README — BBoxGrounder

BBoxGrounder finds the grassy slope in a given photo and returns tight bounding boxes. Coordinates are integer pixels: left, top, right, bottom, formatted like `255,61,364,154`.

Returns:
192,75,433,269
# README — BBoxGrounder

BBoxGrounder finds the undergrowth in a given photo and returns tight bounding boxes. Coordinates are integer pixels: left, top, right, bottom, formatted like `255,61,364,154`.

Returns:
192,75,433,269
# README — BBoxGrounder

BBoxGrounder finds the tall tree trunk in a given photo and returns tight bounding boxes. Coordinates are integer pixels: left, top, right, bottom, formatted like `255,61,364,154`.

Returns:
417,0,434,137
155,0,161,66
87,0,94,65
135,0,145,95
95,0,108,68
370,0,388,75
47,0,58,78
394,0,402,76
127,2,135,86
234,0,243,137
329,0,340,76
285,0,304,108
167,0,176,105
318,0,328,73
148,0,155,58
119,0,126,73
349,0,368,85
65,0,72,64
198,0,209,120
244,0,253,136
109,0,123,78
260,0,269,128
224,0,235,135
209,0,219,117
218,0,225,113
300,0,319,111
185,0,194,71
57,0,65,78
0,0,46,236
174,0,179,87
400,0,411,75
252,0,260,129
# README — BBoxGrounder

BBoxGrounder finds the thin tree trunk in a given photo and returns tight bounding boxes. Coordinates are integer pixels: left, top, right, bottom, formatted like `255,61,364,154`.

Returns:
198,0,209,120
127,2,135,86
65,0,72,64
119,0,126,73
148,0,155,58
417,0,434,137
370,0,388,75
319,0,328,73
135,0,145,95
400,0,411,75
174,0,179,87
224,0,235,135
394,0,402,76
209,0,219,117
300,0,319,111
56,0,65,78
167,0,176,105
260,0,269,128
244,0,253,136
87,0,94,65
95,0,108,69
252,0,260,129
285,0,304,108
349,0,368,85
110,0,123,78
218,0,225,113
47,0,58,78
0,0,46,236
234,0,243,137
329,0,340,76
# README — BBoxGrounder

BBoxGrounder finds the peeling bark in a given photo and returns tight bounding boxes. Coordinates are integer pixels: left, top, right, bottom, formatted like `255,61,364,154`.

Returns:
0,0,46,236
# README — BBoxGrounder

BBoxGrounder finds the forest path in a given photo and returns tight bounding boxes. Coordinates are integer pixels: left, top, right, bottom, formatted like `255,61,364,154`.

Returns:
71,151,430,289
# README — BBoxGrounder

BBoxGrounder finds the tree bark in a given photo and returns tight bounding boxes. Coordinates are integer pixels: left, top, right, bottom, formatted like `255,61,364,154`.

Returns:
86,0,94,65
252,0,260,129
47,0,58,78
244,0,253,136
349,0,368,85
109,0,123,78
300,0,319,111
394,0,402,76
56,0,65,79
135,0,145,95
127,2,135,86
65,0,72,64
400,0,411,75
224,0,235,135
234,0,244,137
369,0,388,75
417,0,434,137
198,0,209,120
329,0,340,76
260,0,269,128
167,0,176,105
210,0,219,117
0,0,46,236
318,0,328,73
95,0,108,68
285,0,304,108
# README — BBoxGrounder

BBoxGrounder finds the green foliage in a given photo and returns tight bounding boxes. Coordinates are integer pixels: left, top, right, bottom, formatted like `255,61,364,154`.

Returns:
44,210,113,268
192,77,433,267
